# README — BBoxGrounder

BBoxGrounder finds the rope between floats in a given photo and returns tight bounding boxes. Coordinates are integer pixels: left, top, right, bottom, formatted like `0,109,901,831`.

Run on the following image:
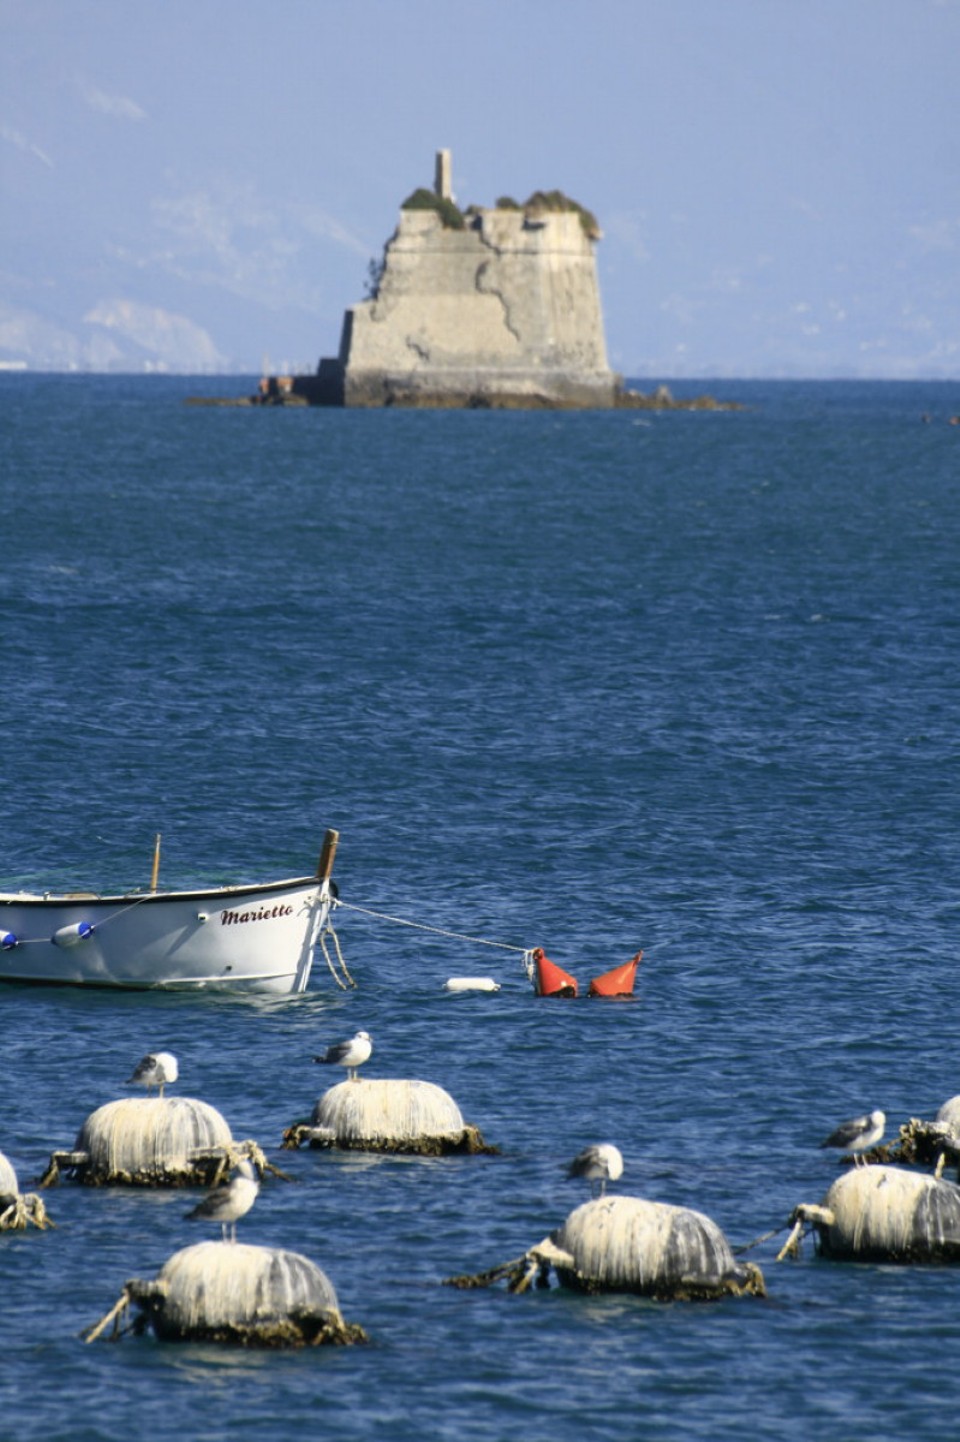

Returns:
333,900,528,954
83,1289,133,1343
732,1223,789,1255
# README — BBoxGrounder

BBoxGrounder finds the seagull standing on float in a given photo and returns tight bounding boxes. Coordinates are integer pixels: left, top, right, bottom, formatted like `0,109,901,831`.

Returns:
314,1030,372,1081
186,1159,259,1242
566,1143,624,1197
820,1110,885,1165
127,1051,179,1097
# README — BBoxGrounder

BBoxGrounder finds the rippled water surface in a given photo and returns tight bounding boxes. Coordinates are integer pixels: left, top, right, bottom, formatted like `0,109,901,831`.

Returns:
1,375,958,1440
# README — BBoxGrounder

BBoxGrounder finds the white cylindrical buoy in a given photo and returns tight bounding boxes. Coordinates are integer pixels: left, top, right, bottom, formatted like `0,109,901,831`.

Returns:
87,1241,367,1346
285,1078,493,1155
444,977,501,993
547,1196,764,1299
51,920,95,948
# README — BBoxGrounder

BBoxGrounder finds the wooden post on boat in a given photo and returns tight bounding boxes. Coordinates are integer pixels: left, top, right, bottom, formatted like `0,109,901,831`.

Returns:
150,833,162,893
317,829,340,884
309,828,350,992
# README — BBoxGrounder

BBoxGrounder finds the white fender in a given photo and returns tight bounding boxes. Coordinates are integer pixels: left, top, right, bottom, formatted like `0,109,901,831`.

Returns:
52,920,95,948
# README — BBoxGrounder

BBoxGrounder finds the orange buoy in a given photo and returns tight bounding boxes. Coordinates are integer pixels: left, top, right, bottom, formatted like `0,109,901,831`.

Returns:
532,948,579,998
588,950,642,998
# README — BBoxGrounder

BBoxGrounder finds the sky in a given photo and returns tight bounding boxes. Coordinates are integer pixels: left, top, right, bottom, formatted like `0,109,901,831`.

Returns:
1,0,958,379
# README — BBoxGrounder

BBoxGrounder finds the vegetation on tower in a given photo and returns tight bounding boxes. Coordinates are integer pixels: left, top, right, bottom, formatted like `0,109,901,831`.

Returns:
520,190,601,238
400,185,600,238
400,188,466,229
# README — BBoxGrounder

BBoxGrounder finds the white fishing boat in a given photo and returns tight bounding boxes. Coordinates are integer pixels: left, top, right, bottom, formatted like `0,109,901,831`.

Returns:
0,830,340,995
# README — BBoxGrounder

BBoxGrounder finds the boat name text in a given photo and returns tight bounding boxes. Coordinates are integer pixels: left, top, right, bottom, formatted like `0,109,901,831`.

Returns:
221,904,295,925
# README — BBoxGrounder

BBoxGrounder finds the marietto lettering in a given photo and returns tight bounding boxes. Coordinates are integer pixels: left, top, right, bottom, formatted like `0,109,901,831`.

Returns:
220,904,295,926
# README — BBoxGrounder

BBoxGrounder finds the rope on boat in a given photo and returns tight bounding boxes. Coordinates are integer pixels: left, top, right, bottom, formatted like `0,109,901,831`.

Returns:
8,890,157,947
8,874,331,949
319,920,356,990
333,899,529,956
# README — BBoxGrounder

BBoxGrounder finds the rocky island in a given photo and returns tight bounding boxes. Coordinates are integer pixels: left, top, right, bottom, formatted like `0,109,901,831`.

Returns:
225,152,737,412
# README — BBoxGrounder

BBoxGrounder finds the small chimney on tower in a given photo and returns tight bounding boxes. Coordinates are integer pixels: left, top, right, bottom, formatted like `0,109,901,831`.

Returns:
434,149,453,201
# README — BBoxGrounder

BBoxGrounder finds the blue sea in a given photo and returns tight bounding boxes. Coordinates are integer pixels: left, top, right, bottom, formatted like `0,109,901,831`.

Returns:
1,373,958,1441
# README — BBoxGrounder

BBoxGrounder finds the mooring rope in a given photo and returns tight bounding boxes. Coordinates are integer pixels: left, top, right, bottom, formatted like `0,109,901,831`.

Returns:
0,1192,55,1231
776,1217,808,1261
83,1289,133,1343
6,888,537,995
732,1223,788,1255
9,888,531,969
443,1253,530,1290
319,922,356,989
334,899,529,955
774,1203,835,1261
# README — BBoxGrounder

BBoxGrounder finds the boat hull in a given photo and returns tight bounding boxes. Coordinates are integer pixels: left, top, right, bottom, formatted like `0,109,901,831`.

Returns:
0,877,330,995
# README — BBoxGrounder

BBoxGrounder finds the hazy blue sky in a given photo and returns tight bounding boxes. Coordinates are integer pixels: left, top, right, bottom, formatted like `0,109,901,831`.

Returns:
2,0,957,377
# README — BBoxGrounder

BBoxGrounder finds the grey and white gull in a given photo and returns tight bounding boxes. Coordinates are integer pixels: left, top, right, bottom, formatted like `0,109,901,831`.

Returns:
566,1143,624,1198
127,1051,179,1097
820,1109,885,1164
186,1159,259,1242
314,1030,372,1081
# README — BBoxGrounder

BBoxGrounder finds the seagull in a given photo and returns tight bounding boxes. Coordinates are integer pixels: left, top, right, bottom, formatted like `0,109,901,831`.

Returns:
127,1051,179,1097
185,1159,259,1242
820,1109,885,1165
314,1029,372,1081
566,1143,624,1198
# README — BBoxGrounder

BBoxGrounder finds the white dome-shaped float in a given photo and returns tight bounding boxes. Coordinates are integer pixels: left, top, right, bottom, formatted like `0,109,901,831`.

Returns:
936,1095,960,1136
778,1164,960,1264
85,1241,367,1347
283,1078,495,1156
0,1150,17,1199
38,1096,270,1188
0,1147,53,1231
447,1195,765,1301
